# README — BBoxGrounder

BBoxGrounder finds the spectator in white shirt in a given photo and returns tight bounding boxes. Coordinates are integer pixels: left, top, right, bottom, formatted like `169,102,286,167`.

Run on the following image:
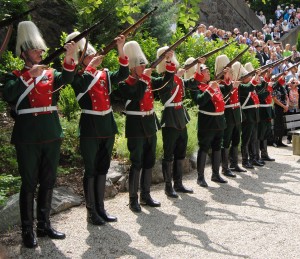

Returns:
268,19,275,29
275,5,284,20
258,11,266,24
288,4,296,15
282,20,290,34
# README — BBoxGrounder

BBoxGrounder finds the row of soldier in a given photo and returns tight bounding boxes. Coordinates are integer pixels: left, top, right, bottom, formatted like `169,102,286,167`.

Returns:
3,20,291,249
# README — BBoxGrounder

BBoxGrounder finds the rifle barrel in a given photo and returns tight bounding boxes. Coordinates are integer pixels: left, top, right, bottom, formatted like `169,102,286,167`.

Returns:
98,6,158,56
240,56,292,81
40,19,105,65
183,41,235,71
272,61,300,81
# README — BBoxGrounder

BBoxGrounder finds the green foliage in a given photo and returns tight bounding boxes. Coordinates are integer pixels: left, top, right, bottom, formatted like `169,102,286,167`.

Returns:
71,0,202,44
58,85,80,121
139,1,179,44
0,0,30,19
0,142,18,176
0,110,18,176
60,116,82,166
0,51,24,73
0,0,32,54
0,174,21,206
0,99,7,113
113,112,128,158
113,101,198,160
132,32,160,65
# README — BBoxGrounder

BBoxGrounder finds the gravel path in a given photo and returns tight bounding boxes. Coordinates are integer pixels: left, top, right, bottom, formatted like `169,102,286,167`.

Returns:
1,144,300,259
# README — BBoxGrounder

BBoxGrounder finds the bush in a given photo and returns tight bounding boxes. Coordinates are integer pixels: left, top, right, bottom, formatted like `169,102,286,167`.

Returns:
58,84,80,121
113,101,199,161
0,174,21,207
60,116,82,166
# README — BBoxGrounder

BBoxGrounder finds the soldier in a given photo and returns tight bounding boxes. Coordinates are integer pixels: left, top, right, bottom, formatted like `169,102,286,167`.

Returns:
215,55,245,177
3,21,76,248
193,62,228,187
67,32,129,225
272,73,289,147
119,41,173,212
256,67,276,161
244,62,265,166
233,62,262,169
156,49,200,198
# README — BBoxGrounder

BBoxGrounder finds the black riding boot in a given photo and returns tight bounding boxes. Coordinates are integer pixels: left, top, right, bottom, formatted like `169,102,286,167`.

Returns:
211,150,227,183
36,188,66,238
129,167,141,212
260,140,275,161
140,168,161,207
255,141,265,165
83,177,105,225
95,175,117,222
221,148,236,177
230,146,246,172
241,145,254,169
173,159,193,193
249,141,264,166
162,160,178,198
20,188,37,248
197,150,208,187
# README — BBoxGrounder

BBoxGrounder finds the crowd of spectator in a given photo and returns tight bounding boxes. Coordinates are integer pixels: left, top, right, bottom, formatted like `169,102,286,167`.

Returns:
256,3,300,38
192,2,300,73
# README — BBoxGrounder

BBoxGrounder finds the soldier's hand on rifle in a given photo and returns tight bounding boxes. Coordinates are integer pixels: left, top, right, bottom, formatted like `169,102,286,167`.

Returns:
198,57,206,64
116,35,126,59
115,35,126,46
143,68,153,77
29,64,48,78
176,68,185,78
64,41,77,65
89,55,104,68
256,69,262,76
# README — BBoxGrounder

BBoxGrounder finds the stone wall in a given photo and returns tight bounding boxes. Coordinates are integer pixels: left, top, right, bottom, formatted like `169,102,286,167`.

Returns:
279,26,300,47
199,0,263,33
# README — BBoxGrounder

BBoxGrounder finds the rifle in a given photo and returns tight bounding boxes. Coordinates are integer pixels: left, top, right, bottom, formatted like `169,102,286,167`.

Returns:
149,24,199,69
40,18,107,65
214,45,250,80
239,56,291,81
183,40,235,71
0,25,13,57
97,6,158,56
0,7,37,28
272,61,300,81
